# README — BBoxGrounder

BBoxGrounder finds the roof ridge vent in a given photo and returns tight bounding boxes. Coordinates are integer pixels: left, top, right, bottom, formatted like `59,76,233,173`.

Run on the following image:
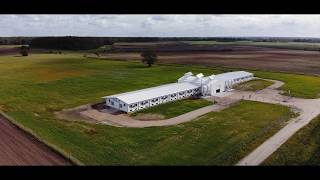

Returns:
196,73,204,78
185,72,193,76
209,74,215,79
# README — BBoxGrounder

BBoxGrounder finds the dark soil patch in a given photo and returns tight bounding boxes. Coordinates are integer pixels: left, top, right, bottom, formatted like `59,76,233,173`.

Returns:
0,114,72,165
101,45,320,76
0,47,19,56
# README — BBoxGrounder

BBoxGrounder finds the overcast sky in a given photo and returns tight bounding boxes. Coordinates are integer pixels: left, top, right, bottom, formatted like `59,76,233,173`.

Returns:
1,15,320,37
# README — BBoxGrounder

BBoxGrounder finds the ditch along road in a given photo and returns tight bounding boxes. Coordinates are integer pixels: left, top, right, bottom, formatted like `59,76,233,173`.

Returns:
233,79,320,166
0,113,72,165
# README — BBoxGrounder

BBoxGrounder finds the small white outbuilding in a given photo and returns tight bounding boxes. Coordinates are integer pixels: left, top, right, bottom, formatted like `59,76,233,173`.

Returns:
103,71,253,113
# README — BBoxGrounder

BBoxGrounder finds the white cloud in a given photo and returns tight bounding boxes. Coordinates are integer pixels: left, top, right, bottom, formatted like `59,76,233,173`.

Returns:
0,15,320,37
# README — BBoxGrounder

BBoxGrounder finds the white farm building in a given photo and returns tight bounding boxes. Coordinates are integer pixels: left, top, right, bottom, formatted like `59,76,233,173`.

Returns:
103,71,253,113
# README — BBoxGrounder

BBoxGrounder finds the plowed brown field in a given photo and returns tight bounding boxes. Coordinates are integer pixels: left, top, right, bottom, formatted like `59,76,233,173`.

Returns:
0,114,71,165
102,46,320,76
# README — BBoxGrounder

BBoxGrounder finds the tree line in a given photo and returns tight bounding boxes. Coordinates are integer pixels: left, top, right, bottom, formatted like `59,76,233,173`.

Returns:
2,36,320,50
0,37,32,45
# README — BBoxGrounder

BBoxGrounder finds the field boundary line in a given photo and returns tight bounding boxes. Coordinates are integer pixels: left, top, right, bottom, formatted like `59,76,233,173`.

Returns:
0,110,83,166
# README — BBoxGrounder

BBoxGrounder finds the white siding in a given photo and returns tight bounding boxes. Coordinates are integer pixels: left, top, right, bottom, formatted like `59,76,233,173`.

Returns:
160,95,170,104
128,103,139,112
104,71,253,113
138,100,149,110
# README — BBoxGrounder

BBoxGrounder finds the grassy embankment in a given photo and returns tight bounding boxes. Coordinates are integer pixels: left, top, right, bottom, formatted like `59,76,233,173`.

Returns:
0,53,316,165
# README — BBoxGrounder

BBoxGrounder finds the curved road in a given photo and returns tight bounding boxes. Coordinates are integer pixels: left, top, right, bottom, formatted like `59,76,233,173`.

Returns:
234,79,320,165
0,114,72,165
80,97,239,128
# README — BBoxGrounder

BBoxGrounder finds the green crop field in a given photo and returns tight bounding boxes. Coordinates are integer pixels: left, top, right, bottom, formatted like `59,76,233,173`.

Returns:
131,98,213,119
234,79,274,91
263,116,320,165
0,53,317,165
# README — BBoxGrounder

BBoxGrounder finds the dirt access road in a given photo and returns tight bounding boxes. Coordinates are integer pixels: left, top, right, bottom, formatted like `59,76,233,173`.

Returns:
0,114,72,165
80,99,237,128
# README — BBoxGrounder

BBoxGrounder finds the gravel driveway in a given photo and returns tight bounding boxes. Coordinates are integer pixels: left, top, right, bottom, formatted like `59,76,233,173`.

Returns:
234,79,320,165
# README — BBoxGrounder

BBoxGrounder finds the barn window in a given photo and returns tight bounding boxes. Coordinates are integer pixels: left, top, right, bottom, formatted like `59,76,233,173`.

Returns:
162,96,168,100
130,104,137,108
140,101,148,105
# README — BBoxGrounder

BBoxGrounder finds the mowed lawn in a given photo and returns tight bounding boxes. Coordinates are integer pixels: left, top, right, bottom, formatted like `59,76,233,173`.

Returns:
0,54,315,165
234,79,273,91
132,98,213,119
263,116,320,165
253,71,320,99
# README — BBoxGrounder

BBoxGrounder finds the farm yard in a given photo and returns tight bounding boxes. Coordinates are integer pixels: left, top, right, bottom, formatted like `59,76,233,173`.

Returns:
0,52,316,165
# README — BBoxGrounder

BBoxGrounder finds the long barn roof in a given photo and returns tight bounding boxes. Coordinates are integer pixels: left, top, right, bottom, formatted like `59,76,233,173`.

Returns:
213,71,253,81
102,82,200,104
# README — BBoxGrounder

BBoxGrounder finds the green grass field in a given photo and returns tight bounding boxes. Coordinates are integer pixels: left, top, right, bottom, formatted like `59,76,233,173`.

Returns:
253,71,320,99
263,115,320,165
132,98,213,119
234,79,273,91
0,53,316,165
